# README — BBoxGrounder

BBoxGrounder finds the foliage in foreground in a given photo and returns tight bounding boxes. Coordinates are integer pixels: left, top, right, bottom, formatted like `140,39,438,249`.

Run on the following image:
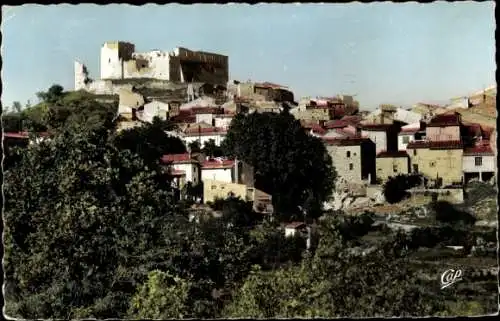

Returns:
3,128,179,318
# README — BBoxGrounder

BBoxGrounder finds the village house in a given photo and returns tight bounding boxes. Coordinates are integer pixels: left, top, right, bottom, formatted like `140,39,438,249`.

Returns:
213,112,235,129
300,121,328,137
322,137,376,185
203,179,273,213
3,131,50,146
398,122,426,151
284,222,307,238
324,120,360,136
462,141,496,184
376,151,410,183
118,88,145,119
182,125,227,147
192,107,225,125
161,153,202,189
291,98,336,121
140,100,172,123
406,140,464,186
363,104,422,126
359,123,400,154
425,112,462,142
200,158,254,185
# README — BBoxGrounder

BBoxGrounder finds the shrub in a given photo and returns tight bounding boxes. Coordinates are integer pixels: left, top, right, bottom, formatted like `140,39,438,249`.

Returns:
383,173,424,204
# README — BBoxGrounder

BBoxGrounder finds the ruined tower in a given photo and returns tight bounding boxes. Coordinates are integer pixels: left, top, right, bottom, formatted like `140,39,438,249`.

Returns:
74,61,90,91
100,41,135,80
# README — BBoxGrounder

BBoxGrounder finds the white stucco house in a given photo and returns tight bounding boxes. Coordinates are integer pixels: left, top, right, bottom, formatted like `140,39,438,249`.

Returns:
397,122,426,151
182,126,227,147
161,153,201,187
141,100,171,123
462,143,496,183
284,222,307,238
360,124,391,154
201,158,236,183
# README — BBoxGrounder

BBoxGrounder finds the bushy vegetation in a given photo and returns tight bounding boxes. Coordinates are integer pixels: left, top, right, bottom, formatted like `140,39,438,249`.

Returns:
383,173,423,204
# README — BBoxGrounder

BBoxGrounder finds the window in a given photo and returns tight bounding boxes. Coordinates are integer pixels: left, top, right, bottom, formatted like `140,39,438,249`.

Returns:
402,136,410,144
413,164,419,173
430,161,436,167
108,58,111,63
413,149,417,156
347,151,351,158
349,163,354,170
211,185,216,190
475,157,482,166
393,165,398,173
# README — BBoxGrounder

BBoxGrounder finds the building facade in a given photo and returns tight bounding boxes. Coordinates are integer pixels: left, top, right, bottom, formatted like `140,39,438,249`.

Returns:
407,141,463,186
182,126,227,147
360,124,399,154
376,151,410,182
425,113,462,142
161,153,201,187
463,143,496,183
323,137,376,184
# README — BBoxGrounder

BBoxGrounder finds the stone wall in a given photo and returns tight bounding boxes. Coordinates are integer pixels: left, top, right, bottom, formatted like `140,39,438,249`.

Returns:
408,188,464,204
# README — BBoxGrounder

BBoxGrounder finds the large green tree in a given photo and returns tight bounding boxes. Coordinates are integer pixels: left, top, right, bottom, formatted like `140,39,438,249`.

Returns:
3,127,180,319
222,112,336,220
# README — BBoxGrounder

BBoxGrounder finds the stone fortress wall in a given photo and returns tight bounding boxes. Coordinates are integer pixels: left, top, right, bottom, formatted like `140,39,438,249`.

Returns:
75,41,229,95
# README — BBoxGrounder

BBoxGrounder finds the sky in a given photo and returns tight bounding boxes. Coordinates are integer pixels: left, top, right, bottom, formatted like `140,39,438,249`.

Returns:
1,2,496,110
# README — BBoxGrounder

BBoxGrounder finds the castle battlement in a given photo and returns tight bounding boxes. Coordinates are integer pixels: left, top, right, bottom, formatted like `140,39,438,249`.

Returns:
75,41,229,94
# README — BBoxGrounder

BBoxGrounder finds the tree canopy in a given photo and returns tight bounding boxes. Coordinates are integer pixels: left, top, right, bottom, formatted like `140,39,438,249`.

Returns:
3,128,179,318
112,116,186,163
222,112,336,220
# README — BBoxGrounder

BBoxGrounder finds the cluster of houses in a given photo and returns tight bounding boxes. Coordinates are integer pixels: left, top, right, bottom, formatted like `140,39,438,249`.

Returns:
4,83,496,214
160,152,273,214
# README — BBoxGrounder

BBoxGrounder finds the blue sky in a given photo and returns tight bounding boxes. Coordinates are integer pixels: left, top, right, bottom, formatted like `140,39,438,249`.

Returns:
1,2,496,110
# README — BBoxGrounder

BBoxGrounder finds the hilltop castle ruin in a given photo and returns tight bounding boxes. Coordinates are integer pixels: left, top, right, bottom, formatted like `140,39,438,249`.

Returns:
74,41,229,95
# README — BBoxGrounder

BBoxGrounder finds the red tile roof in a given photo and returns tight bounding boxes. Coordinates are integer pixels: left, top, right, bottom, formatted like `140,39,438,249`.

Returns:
377,151,409,158
285,222,306,229
463,144,494,156
3,131,49,139
398,128,420,135
340,115,363,124
324,120,351,129
309,124,327,135
427,113,461,127
255,81,288,89
170,170,186,176
329,128,358,138
161,153,198,164
184,126,227,135
406,140,463,150
322,137,368,146
191,107,224,115
201,159,235,169
359,124,393,131
3,132,29,139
